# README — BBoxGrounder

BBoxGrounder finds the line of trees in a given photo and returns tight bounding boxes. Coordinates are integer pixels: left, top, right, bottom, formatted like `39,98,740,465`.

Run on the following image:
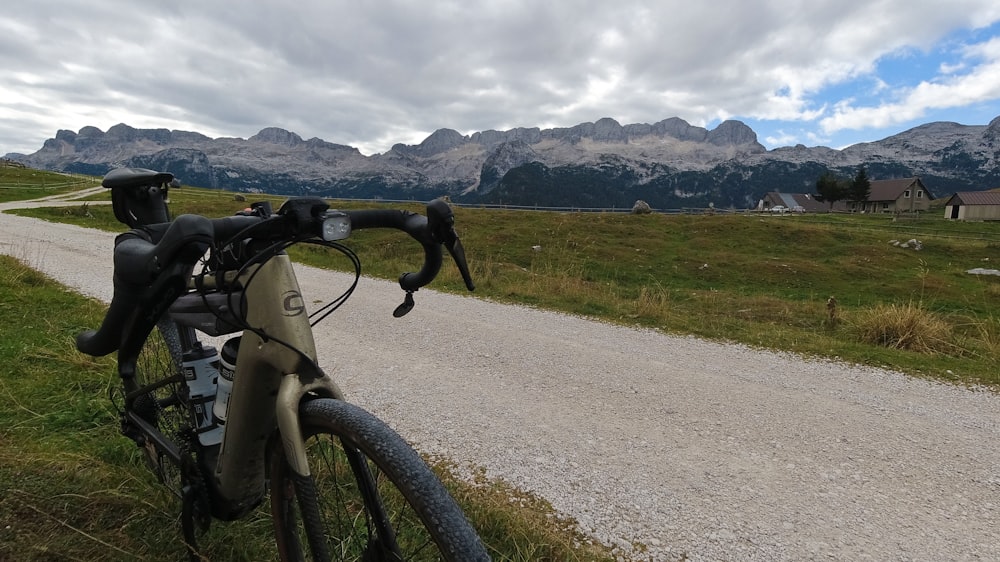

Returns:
815,166,871,210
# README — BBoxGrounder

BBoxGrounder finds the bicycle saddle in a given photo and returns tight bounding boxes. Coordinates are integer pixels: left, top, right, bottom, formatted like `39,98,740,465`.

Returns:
102,167,175,190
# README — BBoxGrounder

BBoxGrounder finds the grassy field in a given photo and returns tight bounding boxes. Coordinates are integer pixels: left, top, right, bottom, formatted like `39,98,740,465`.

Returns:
0,165,100,202
15,183,1000,385
3,172,1000,559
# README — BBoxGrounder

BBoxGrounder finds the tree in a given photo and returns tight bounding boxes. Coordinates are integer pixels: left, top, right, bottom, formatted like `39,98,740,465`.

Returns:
848,166,871,211
814,171,846,210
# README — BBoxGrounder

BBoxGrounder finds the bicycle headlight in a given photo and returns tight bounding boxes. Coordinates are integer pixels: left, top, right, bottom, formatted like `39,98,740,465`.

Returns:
321,211,351,241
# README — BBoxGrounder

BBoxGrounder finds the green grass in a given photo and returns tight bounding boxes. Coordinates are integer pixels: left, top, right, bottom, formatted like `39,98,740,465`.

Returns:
4,179,1000,558
0,255,615,560
11,185,1000,385
0,165,100,202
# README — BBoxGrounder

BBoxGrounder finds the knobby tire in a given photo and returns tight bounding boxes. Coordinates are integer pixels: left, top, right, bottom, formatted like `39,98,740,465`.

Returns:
269,398,489,561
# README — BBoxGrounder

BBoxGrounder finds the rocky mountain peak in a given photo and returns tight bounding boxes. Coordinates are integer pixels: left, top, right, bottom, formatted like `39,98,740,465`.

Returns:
393,128,468,158
471,127,543,147
592,118,627,142
106,123,139,141
706,119,762,148
77,126,104,138
985,116,1000,145
654,117,709,142
249,127,303,146
477,139,539,193
54,129,78,142
550,119,628,143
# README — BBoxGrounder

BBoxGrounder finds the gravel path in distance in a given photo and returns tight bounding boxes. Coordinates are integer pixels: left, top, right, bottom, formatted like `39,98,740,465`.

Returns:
2,202,999,561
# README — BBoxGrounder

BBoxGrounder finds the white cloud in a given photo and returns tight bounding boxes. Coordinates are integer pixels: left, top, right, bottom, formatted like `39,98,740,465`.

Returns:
2,0,1000,155
764,130,800,146
820,36,1000,134
939,62,967,74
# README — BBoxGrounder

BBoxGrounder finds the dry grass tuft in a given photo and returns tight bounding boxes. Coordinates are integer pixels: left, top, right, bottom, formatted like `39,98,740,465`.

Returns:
851,302,959,355
634,283,670,318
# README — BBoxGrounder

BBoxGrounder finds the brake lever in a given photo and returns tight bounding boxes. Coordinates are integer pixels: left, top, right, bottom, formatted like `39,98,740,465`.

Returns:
426,199,475,291
444,230,475,291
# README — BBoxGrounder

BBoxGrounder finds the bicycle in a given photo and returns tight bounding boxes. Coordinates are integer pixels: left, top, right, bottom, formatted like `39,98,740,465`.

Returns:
76,167,489,561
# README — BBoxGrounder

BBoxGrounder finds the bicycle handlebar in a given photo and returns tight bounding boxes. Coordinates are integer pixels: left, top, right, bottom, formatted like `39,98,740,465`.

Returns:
345,209,441,291
76,197,474,357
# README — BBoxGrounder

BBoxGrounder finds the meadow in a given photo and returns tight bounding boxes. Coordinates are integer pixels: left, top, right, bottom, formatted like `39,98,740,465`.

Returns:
0,163,99,202
17,175,1000,385
3,166,999,559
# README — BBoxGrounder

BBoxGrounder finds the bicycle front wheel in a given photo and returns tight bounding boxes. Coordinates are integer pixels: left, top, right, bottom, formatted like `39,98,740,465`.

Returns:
130,318,189,479
269,398,489,561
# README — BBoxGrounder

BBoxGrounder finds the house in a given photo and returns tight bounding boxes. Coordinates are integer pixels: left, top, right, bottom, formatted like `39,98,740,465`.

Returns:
762,177,934,214
849,177,933,213
943,190,1000,220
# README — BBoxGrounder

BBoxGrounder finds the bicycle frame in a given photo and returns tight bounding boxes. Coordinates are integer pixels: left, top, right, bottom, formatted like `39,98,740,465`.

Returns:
118,252,344,518
211,253,343,512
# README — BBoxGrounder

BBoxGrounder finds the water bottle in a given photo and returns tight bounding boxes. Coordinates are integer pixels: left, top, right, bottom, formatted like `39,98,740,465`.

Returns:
181,343,223,446
213,337,241,425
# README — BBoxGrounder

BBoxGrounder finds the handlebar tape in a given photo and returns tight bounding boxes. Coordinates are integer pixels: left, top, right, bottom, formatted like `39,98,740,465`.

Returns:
209,215,267,243
76,214,214,356
344,209,442,292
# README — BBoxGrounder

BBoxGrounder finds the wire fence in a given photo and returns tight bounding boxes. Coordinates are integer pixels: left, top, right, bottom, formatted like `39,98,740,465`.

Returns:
0,175,100,191
321,197,1000,242
320,197,746,215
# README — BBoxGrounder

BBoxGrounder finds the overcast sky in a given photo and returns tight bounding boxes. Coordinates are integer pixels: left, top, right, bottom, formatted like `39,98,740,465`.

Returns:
4,1,1000,157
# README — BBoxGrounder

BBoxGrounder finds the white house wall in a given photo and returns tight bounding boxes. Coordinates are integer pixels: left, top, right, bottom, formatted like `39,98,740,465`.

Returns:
946,205,1000,220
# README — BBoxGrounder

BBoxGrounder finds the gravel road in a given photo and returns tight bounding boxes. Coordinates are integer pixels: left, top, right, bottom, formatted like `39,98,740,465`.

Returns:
2,197,999,561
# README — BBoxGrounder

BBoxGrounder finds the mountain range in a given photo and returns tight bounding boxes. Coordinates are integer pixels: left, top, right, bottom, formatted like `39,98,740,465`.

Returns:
9,115,1000,209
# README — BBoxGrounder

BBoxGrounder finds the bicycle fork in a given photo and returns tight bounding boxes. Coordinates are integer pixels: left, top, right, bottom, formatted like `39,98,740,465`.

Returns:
276,375,406,560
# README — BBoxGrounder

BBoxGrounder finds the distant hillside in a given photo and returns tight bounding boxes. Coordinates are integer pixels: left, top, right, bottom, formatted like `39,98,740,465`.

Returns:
10,116,1000,208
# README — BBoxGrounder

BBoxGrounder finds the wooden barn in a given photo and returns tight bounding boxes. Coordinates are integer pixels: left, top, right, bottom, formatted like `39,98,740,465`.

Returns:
943,191,1000,221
